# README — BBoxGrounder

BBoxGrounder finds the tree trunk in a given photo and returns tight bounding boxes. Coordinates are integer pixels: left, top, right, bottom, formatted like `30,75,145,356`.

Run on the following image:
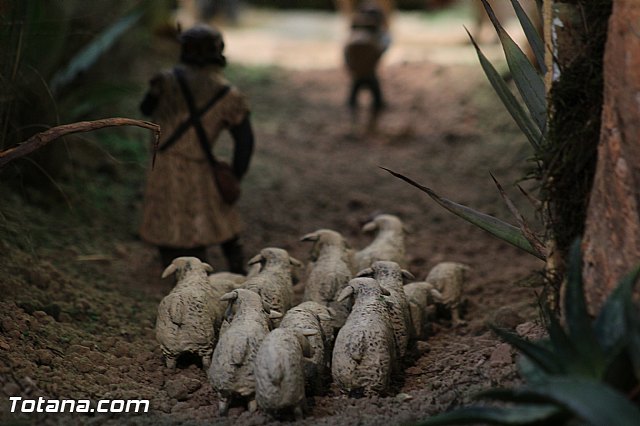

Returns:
542,1,608,311
582,0,640,312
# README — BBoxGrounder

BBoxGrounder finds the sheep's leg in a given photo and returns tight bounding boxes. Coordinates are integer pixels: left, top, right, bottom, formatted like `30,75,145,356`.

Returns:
218,397,229,416
201,351,212,370
451,304,466,326
247,399,257,413
294,404,304,420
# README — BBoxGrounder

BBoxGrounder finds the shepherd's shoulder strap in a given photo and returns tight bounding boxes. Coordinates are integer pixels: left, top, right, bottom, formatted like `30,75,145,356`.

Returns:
159,68,230,153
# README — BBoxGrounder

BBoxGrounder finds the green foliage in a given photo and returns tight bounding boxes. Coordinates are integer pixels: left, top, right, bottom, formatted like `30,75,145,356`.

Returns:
465,28,542,152
478,0,546,132
0,0,149,186
388,1,549,262
382,168,545,260
49,11,143,95
417,241,640,426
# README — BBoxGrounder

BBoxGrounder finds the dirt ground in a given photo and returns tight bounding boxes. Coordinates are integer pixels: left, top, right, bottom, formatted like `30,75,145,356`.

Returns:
1,7,546,425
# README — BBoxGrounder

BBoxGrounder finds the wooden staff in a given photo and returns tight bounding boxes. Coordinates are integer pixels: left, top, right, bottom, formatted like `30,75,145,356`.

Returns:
0,118,161,169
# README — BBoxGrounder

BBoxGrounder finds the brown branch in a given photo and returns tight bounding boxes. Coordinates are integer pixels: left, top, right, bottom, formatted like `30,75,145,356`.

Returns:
0,118,161,169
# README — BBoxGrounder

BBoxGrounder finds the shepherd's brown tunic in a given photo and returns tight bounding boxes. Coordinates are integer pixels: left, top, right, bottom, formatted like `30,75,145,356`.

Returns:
140,64,249,248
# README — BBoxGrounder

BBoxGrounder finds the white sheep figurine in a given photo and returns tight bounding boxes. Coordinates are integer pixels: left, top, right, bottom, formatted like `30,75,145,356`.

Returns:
353,214,407,273
357,260,414,359
254,328,317,419
155,256,217,369
279,301,335,395
243,247,302,327
426,261,470,325
300,229,354,327
403,280,443,341
208,288,282,415
332,277,396,397
208,272,248,287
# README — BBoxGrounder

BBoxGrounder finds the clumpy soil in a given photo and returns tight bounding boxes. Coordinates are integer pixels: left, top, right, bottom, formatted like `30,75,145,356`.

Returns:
1,22,545,426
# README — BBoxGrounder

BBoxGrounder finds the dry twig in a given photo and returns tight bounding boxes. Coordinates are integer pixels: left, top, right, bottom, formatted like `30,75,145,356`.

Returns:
0,118,160,169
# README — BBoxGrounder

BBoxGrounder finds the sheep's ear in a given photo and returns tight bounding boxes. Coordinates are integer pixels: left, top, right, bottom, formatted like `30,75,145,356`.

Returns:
161,263,177,279
261,298,271,313
300,232,319,242
402,269,415,281
337,286,354,302
268,310,282,319
317,313,332,322
289,257,303,268
203,263,214,273
296,333,314,358
220,291,238,302
361,221,377,233
224,303,234,322
380,287,391,296
248,253,263,265
356,267,374,278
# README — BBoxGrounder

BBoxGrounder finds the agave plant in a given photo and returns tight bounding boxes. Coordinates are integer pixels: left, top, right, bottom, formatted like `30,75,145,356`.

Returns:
416,241,640,426
385,0,548,261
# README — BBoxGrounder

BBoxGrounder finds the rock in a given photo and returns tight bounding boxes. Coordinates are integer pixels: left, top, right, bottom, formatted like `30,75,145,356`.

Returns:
35,349,54,366
3,382,21,396
415,341,431,355
58,313,72,323
112,341,130,358
490,306,525,331
32,310,48,319
396,393,413,402
165,377,202,401
516,321,546,340
74,356,93,374
86,351,105,364
0,340,10,351
489,343,513,367
68,344,91,355
1,318,17,332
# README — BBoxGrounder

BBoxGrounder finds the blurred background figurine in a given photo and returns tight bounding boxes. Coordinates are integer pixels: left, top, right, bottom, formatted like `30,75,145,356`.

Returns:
139,24,254,273
343,1,391,134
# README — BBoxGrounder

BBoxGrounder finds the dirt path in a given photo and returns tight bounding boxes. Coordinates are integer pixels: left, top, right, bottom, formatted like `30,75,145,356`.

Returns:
1,8,544,425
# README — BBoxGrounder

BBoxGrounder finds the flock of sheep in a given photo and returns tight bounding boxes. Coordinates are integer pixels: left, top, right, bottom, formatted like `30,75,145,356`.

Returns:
154,214,470,419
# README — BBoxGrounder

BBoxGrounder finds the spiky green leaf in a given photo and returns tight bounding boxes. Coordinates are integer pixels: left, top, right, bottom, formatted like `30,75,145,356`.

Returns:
481,0,546,131
415,404,562,426
509,0,546,73
594,265,640,353
516,355,549,385
465,28,542,151
564,241,605,376
627,308,640,380
514,377,640,426
50,11,142,94
382,168,545,260
491,326,564,374
490,173,546,257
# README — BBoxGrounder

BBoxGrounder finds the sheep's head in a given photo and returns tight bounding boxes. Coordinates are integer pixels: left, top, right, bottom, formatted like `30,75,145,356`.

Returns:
337,277,390,302
357,260,414,282
301,229,350,253
248,247,303,273
220,288,281,322
161,256,213,280
362,214,408,234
